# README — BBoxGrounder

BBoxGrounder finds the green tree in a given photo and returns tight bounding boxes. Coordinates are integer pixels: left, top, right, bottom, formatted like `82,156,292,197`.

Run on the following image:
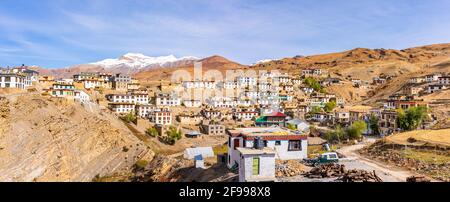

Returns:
324,101,337,113
146,127,159,137
346,121,367,140
287,123,297,131
166,126,182,145
368,113,380,136
396,106,428,131
304,77,323,92
121,111,137,123
324,125,346,143
309,106,322,114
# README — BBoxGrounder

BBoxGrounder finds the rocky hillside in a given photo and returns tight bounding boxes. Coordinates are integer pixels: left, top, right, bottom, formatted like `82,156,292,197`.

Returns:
252,43,450,75
252,43,450,105
134,55,248,85
0,94,152,182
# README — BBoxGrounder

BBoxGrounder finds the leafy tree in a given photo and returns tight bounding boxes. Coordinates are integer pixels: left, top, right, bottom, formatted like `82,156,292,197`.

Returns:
304,77,323,92
346,121,367,140
166,126,182,145
121,111,137,123
146,127,159,137
309,106,322,114
397,106,428,131
287,123,297,131
368,113,380,136
324,101,337,113
324,125,346,143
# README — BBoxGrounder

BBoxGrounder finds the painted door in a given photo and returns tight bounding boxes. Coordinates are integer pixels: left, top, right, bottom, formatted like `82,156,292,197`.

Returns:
252,157,260,175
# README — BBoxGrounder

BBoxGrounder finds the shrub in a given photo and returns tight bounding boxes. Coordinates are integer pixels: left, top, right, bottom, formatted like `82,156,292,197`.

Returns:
368,113,380,135
287,123,297,131
304,77,323,92
324,125,346,143
324,101,337,113
146,127,159,137
346,121,367,140
166,126,182,145
121,111,137,123
397,106,428,131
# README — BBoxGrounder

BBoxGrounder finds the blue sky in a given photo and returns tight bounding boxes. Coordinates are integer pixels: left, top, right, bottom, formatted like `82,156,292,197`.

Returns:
1,0,450,68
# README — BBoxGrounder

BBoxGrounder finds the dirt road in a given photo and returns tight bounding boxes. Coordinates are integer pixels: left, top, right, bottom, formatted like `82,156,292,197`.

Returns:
337,138,416,182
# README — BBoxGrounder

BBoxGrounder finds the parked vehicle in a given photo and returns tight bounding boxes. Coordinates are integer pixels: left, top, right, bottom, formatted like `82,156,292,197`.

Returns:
303,152,340,166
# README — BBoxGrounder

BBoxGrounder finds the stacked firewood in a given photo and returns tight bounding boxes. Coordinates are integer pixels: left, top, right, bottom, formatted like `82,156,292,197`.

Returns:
304,164,346,178
276,160,309,177
337,169,383,182
406,176,431,182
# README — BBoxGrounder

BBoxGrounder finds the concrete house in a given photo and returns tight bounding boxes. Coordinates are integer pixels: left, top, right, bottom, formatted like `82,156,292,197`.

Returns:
438,76,450,85
237,147,276,182
74,90,91,103
425,73,441,83
108,103,136,114
155,93,181,107
227,127,308,169
0,73,26,89
233,108,259,121
149,108,172,125
201,122,226,135
50,83,75,97
427,84,447,94
112,74,132,91
255,112,287,127
183,99,202,108
178,114,203,125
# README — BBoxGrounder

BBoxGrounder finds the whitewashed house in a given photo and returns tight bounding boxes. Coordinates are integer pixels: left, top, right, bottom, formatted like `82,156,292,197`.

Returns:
183,99,202,108
425,73,441,83
0,73,26,89
178,114,203,125
136,105,154,118
237,76,257,87
427,84,447,94
74,90,90,103
237,147,276,182
227,127,308,169
206,97,236,108
233,109,259,121
183,81,216,89
108,103,136,114
149,108,172,125
438,76,450,85
156,93,181,107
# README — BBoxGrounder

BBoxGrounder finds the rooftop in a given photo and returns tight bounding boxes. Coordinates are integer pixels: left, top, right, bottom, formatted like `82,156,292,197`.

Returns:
237,147,276,155
228,127,306,138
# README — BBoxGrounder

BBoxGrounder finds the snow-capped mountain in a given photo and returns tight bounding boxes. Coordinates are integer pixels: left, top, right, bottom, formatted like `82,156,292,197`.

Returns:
251,59,276,65
91,53,199,70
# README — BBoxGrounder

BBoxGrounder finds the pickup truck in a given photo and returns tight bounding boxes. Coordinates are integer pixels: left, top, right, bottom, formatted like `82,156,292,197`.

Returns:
303,152,340,166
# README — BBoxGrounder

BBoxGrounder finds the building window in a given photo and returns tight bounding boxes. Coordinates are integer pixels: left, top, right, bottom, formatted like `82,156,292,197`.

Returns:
275,141,281,146
288,140,302,151
252,157,260,175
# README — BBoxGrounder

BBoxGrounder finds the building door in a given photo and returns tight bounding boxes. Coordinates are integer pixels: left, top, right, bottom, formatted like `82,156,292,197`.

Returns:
234,139,240,149
252,157,260,175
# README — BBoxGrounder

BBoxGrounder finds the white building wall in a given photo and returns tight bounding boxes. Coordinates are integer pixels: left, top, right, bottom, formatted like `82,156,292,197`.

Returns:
245,140,307,160
239,154,275,182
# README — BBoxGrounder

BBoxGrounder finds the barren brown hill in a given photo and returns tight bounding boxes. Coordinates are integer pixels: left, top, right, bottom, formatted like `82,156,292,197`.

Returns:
0,93,153,182
134,55,248,85
252,43,450,105
32,64,106,79
252,43,450,76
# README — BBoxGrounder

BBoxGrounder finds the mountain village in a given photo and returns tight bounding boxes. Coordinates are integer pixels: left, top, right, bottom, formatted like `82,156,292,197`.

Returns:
1,45,449,182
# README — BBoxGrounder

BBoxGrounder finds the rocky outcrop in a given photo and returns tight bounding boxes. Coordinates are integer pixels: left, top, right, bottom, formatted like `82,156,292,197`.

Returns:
0,94,151,182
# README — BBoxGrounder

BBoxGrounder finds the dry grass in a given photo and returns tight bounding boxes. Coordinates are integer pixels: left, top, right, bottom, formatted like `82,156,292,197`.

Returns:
213,144,228,155
402,149,450,164
386,129,450,147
